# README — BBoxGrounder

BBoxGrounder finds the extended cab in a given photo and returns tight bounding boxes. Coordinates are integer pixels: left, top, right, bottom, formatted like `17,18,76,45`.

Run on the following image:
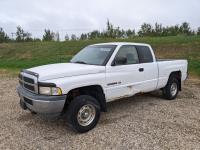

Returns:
17,42,188,132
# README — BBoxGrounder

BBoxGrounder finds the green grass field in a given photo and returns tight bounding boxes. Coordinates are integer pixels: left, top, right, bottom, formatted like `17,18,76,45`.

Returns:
0,35,200,78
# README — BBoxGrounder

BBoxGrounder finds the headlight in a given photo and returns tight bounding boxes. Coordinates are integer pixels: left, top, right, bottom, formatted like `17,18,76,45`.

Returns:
39,86,62,95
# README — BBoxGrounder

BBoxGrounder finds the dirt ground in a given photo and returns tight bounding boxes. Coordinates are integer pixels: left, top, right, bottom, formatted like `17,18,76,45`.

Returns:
0,78,200,150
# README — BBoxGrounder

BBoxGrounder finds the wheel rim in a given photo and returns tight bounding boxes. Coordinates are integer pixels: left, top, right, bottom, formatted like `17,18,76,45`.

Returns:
77,104,96,126
170,82,178,97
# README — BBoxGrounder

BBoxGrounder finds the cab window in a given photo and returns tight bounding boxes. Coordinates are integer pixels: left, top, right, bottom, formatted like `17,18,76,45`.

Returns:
114,45,139,65
135,45,153,63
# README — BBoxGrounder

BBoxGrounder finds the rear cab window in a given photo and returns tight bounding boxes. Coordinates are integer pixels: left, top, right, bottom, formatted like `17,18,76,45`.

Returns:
135,45,153,63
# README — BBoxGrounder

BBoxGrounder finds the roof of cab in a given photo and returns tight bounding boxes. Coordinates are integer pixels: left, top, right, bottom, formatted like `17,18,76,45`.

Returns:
92,42,150,47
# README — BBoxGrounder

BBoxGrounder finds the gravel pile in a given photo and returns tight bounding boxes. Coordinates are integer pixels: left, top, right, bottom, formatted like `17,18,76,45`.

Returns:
0,78,200,150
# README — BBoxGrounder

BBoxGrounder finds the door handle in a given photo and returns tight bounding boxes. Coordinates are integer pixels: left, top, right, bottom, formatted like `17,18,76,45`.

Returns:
139,68,144,72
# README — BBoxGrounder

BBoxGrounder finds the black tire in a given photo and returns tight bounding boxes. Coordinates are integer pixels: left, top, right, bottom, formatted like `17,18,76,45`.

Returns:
30,111,37,115
163,76,179,100
66,95,100,133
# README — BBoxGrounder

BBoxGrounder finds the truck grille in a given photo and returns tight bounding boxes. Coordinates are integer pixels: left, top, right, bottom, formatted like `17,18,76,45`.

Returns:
23,76,34,84
19,73,38,94
24,97,33,105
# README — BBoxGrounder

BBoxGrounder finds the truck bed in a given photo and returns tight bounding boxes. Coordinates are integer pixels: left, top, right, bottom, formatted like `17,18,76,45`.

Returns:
156,59,188,89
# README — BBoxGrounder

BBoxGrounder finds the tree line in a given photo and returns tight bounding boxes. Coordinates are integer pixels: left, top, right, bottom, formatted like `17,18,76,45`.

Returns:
1,20,200,43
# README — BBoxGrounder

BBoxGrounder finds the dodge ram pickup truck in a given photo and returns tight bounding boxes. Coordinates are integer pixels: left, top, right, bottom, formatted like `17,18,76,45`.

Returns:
17,42,188,133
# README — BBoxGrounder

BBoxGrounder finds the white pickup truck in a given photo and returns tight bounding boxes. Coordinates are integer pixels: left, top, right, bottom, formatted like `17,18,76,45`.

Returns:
17,42,188,133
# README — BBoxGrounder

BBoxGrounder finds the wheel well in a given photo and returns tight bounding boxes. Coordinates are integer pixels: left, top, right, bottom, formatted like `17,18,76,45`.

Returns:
63,85,107,113
169,71,182,91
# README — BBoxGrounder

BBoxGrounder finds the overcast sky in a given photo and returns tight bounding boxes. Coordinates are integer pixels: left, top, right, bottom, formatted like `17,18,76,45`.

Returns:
0,0,200,39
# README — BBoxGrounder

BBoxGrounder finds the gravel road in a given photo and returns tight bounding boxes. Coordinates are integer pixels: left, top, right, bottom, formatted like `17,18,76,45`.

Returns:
0,78,200,150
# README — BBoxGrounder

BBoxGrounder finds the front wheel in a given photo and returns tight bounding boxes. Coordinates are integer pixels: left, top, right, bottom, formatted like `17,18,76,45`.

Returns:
66,95,100,133
163,76,179,100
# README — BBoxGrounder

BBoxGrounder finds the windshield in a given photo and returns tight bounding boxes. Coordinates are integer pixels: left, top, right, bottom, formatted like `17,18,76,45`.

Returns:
70,45,116,65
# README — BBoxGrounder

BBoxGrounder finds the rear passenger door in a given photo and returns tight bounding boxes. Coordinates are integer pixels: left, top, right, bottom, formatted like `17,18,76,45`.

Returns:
135,45,158,92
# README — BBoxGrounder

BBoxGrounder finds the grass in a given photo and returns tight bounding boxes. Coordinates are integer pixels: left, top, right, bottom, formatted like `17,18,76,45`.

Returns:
0,35,200,78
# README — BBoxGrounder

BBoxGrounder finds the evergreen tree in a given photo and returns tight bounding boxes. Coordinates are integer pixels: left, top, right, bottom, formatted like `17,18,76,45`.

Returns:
126,29,135,38
71,34,77,40
0,27,10,43
138,23,153,36
80,33,87,40
64,33,69,41
16,26,32,42
197,27,200,35
42,29,55,41
154,23,163,36
88,30,100,39
180,22,191,35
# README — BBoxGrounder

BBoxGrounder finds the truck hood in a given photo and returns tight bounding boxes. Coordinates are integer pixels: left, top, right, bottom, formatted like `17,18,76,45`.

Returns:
27,63,105,81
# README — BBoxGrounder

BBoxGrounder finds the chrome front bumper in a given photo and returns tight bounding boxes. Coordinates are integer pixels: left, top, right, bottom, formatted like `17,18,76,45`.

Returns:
17,86,66,115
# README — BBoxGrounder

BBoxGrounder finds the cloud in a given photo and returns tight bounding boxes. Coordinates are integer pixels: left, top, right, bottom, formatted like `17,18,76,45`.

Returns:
0,0,199,39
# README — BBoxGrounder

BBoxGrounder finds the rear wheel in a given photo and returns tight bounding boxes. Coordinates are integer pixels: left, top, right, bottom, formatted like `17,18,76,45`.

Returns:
66,95,100,133
163,76,179,100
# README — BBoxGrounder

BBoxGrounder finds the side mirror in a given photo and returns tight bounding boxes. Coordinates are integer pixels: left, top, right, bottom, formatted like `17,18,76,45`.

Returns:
112,56,127,66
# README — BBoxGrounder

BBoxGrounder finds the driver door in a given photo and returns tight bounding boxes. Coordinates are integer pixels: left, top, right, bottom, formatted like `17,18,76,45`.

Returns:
105,45,145,101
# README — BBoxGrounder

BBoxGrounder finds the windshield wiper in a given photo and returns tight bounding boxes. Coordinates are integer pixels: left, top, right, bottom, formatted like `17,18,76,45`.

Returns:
72,61,88,64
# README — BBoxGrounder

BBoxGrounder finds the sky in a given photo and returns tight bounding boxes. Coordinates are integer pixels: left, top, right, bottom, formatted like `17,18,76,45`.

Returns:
0,0,200,39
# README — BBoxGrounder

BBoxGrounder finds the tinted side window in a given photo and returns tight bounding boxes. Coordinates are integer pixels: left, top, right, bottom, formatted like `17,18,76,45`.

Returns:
115,45,139,65
136,46,153,63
